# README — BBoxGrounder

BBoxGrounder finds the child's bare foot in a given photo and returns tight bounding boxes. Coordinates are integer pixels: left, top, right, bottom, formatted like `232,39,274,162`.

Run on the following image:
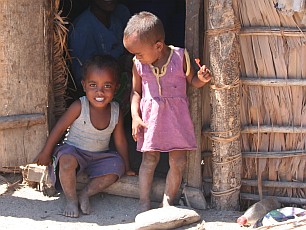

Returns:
139,200,151,213
79,191,91,215
63,199,79,218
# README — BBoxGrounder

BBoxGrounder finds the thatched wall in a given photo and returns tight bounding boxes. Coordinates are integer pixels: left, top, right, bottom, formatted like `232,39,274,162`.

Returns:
202,0,306,207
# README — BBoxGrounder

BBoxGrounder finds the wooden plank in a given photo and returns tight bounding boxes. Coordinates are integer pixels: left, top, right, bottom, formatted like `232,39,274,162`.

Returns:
76,175,182,203
241,125,306,134
204,178,306,188
202,150,306,158
240,26,306,37
241,77,306,86
240,192,306,205
185,0,203,190
0,113,45,130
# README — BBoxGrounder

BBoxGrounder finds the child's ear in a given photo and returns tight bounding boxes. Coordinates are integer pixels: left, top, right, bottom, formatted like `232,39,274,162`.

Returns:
155,41,163,51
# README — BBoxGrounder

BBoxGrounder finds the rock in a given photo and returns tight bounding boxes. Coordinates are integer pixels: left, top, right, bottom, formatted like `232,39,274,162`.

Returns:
135,206,202,230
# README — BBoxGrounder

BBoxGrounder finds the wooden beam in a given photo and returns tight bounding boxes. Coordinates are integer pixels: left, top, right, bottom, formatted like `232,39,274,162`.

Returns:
204,178,306,189
202,150,306,158
76,174,181,203
0,113,45,130
240,193,306,205
241,179,306,189
240,26,306,37
241,77,306,86
185,0,204,192
241,125,306,134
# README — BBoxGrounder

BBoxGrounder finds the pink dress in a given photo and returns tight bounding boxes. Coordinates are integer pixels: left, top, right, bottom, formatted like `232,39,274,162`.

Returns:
134,46,197,152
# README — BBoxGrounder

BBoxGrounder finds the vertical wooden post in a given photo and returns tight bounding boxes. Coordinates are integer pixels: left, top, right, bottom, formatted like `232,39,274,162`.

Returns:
207,0,242,210
185,0,207,209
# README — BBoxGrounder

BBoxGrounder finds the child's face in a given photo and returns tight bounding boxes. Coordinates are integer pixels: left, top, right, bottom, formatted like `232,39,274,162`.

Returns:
81,67,118,109
123,33,161,65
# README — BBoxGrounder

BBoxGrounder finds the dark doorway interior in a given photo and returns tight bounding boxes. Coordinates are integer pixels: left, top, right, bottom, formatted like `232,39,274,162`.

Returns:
59,0,186,177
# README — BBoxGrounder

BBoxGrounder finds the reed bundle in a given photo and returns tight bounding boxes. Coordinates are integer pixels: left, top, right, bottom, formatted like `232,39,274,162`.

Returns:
52,0,70,120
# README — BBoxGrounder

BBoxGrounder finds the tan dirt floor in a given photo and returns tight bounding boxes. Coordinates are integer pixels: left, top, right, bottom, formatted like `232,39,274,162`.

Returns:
3,173,304,230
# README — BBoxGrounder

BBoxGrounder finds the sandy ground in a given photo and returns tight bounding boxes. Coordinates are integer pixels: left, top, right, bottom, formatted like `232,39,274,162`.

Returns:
0,173,245,230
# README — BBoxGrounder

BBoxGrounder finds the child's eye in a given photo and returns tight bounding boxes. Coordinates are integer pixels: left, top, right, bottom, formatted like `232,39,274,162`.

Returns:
104,84,112,89
89,83,96,87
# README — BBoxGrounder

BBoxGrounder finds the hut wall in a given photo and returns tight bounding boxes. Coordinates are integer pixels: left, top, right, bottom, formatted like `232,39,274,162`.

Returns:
202,0,306,206
0,0,52,169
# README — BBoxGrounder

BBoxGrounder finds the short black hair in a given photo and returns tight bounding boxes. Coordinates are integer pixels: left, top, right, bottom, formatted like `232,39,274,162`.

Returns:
82,55,121,83
124,11,165,44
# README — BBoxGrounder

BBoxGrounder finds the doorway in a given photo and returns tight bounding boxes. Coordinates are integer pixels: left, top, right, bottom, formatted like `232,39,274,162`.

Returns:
59,0,186,177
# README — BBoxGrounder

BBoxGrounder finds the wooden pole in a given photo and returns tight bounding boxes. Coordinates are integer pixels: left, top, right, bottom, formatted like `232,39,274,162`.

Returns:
207,0,241,210
184,0,207,209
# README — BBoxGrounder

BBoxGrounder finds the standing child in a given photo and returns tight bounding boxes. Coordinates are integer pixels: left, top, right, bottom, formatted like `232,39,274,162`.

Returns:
35,55,135,218
123,11,211,212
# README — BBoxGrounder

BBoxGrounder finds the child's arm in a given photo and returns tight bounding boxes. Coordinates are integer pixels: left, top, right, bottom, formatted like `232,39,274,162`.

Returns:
113,109,135,176
34,100,82,166
184,54,211,88
130,64,148,141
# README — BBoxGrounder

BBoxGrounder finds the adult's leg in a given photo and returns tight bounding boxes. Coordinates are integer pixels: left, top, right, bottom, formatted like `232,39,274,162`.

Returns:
78,174,118,214
58,154,79,217
162,150,187,207
139,151,160,212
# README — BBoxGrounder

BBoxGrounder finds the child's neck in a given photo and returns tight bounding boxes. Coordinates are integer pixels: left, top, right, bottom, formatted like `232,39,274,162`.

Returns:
152,45,171,69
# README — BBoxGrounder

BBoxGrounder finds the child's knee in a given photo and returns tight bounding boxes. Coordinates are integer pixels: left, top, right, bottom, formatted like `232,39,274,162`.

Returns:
141,152,160,168
59,154,78,170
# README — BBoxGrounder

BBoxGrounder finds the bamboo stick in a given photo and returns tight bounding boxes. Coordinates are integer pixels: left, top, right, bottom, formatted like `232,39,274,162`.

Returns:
241,125,306,134
240,193,306,205
0,113,45,130
204,178,306,189
202,150,306,158
240,26,306,37
203,125,306,134
241,179,306,188
241,77,306,86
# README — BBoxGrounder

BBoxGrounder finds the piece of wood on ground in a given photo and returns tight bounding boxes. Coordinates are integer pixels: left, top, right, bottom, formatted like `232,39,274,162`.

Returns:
134,206,201,230
183,186,208,210
0,175,9,195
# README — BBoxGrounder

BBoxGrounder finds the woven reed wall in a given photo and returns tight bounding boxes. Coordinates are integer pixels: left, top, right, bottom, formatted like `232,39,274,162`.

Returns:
202,0,306,206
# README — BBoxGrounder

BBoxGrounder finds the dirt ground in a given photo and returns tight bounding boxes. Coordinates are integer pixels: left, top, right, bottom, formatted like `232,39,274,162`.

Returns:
0,173,246,230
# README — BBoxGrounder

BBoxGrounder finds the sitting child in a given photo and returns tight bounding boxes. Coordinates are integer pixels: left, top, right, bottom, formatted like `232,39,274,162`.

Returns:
35,55,135,217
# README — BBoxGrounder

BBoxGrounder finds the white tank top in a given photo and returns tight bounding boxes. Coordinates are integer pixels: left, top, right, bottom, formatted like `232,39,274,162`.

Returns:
64,96,119,152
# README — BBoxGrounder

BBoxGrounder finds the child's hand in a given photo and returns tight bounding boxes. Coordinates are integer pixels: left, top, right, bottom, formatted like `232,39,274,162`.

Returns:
195,58,211,83
197,65,211,83
125,170,136,176
131,117,148,141
34,151,52,166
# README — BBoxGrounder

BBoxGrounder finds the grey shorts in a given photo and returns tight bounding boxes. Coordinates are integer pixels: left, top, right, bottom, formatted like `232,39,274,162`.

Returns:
48,143,125,190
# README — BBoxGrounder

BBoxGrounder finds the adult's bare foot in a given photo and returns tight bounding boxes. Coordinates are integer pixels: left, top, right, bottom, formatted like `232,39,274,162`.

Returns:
63,199,79,218
79,191,91,215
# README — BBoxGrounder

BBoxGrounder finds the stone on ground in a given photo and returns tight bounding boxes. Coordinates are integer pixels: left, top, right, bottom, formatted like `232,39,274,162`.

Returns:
135,206,202,230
